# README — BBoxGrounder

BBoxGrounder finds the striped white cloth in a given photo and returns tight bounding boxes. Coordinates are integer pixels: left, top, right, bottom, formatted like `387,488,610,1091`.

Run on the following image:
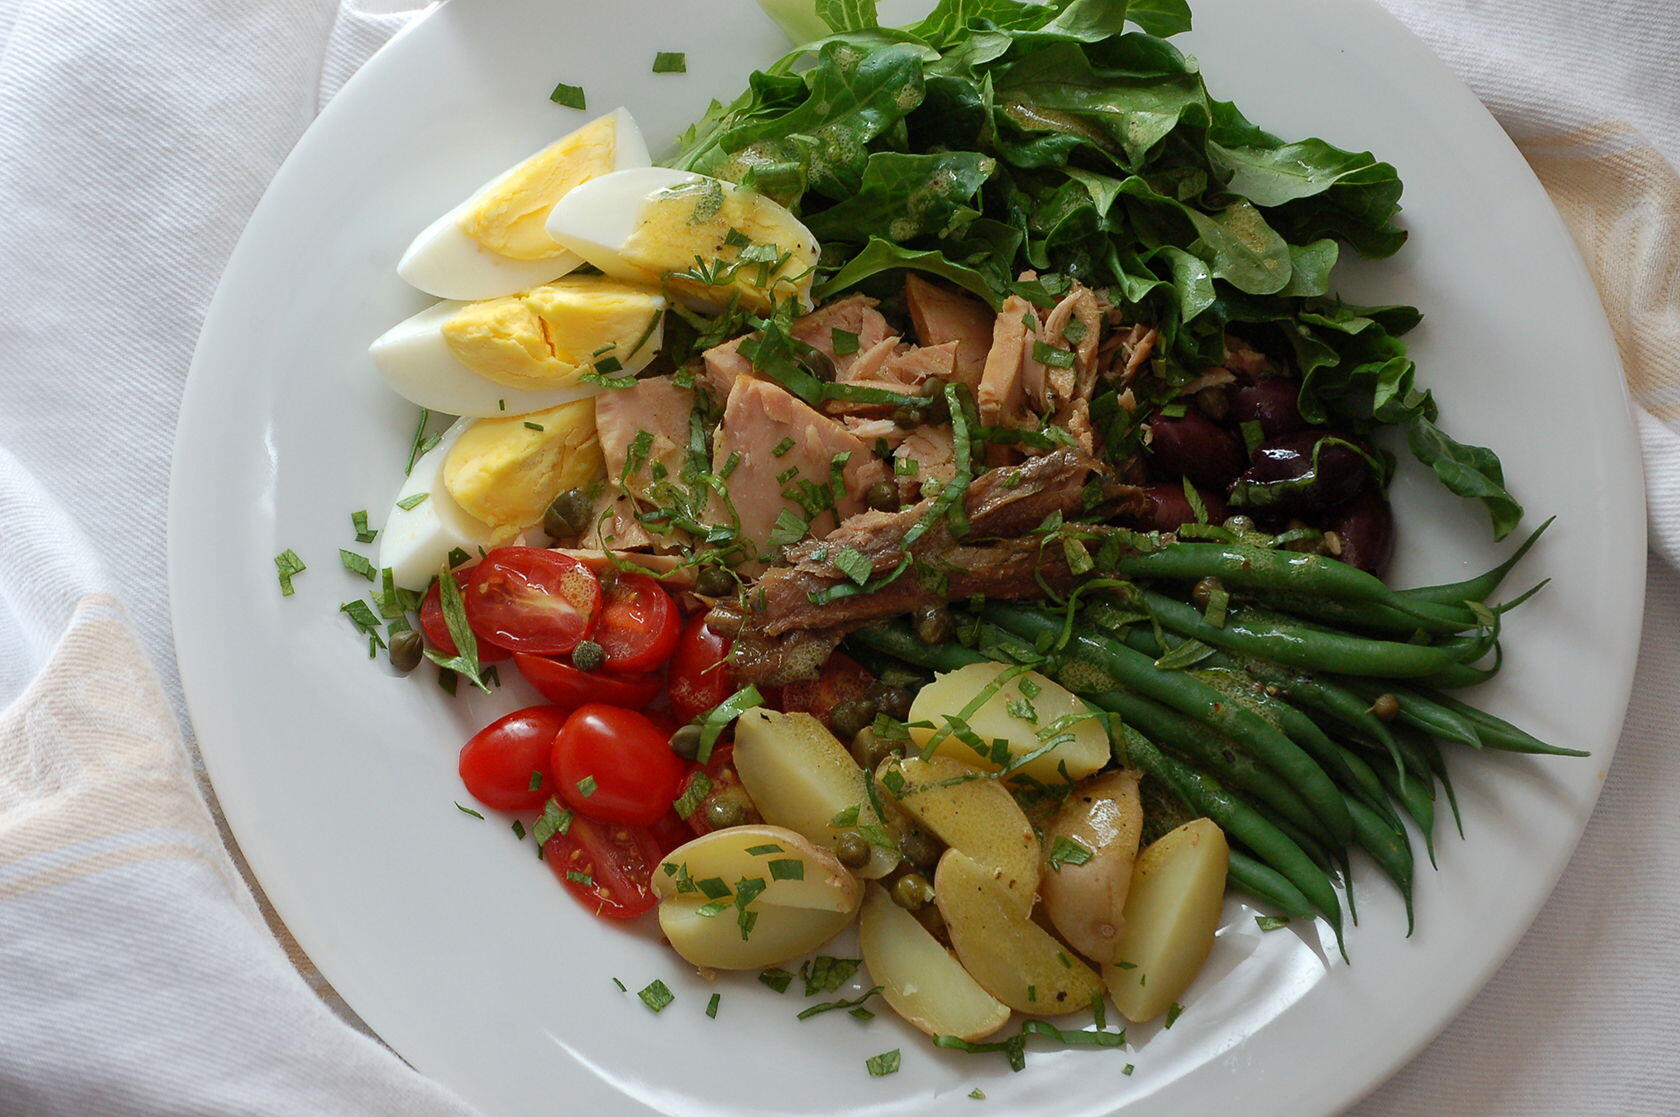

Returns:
0,0,1674,1113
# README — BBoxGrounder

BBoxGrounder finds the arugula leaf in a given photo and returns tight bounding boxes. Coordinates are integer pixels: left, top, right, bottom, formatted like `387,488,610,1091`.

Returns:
804,151,995,244
816,0,879,33
1408,416,1524,539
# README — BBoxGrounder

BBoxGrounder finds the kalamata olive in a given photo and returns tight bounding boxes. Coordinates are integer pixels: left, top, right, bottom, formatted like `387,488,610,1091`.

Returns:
1144,412,1246,488
1326,485,1395,574
1127,482,1230,533
1227,377,1307,440
1227,431,1369,516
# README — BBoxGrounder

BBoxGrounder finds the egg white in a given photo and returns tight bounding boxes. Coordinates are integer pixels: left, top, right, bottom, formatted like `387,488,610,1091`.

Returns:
379,418,500,590
396,107,651,301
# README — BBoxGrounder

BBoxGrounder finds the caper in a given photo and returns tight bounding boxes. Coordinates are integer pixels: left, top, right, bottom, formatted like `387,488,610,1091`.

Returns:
670,723,703,761
704,795,749,830
694,566,734,598
912,603,955,644
571,640,605,672
834,830,872,869
891,405,926,429
830,698,879,742
919,384,951,424
1369,693,1401,722
869,683,913,721
1223,514,1258,535
797,346,837,382
388,629,423,674
865,480,899,512
898,827,942,870
890,871,935,911
1191,576,1224,608
1195,386,1229,421
849,727,898,771
704,605,745,637
543,487,593,539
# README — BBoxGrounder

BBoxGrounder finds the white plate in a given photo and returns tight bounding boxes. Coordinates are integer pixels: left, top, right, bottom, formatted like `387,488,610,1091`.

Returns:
169,1,1645,1113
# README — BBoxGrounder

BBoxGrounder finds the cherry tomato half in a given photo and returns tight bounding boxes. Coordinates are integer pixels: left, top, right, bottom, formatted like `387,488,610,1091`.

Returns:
595,574,680,673
779,652,875,733
457,705,569,811
421,573,510,663
543,815,661,920
666,615,734,723
465,547,602,655
513,653,663,708
552,704,687,826
649,810,697,856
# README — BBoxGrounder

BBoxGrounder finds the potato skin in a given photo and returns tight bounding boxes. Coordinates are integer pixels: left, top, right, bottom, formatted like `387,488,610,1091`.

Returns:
1040,770,1144,965
906,663,1108,785
859,883,1010,1041
1104,818,1229,1022
879,755,1039,911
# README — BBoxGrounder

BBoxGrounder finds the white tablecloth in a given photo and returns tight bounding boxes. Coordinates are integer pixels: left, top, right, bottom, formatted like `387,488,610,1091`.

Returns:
0,0,1675,1112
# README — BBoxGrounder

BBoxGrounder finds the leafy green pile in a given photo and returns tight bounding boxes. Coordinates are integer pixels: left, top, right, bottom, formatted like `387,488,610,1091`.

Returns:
670,0,1521,537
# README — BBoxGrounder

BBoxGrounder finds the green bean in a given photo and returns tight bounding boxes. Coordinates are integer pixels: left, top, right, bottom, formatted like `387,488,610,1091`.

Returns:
1094,686,1337,849
1408,730,1465,839
1414,688,1589,757
1228,850,1318,921
1111,724,1344,940
1335,679,1484,747
985,602,1355,847
1367,742,1437,867
1134,589,1477,679
1231,589,1471,637
1396,516,1553,606
1347,796,1415,935
1108,543,1457,624
849,622,989,672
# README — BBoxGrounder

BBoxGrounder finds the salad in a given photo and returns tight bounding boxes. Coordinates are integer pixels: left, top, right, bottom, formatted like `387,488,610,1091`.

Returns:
306,0,1582,1080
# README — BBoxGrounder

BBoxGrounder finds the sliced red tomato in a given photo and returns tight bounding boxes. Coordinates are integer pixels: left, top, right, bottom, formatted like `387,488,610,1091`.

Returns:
514,653,663,708
465,547,602,655
595,574,680,673
552,704,686,826
457,705,568,811
666,615,734,723
421,573,510,663
676,744,760,837
543,815,660,920
648,809,696,856
778,652,875,733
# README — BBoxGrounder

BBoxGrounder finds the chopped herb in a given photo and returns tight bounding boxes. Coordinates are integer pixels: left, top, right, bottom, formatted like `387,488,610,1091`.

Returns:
532,798,573,845
768,858,804,881
1061,317,1088,345
1006,696,1038,724
339,549,376,581
1027,984,1037,1002
969,1088,986,1100
498,399,506,411
395,492,429,511
706,993,720,1018
1032,340,1076,368
454,802,484,820
1115,961,1137,970
734,875,767,940
575,775,598,798
801,956,860,996
696,686,762,765
437,667,457,695
830,804,861,827
273,549,307,596
831,327,860,355
674,772,712,818
446,547,471,568
745,844,784,856
1092,994,1107,1030
798,984,881,1020
612,977,626,992
423,564,492,692
652,51,687,73
637,979,674,1012
1047,835,1094,871
1123,1064,1135,1077
758,968,795,994
724,227,752,248
594,356,624,374
1165,1002,1184,1028
695,899,730,917
527,771,544,792
893,456,918,476
1256,915,1291,932
865,1050,901,1078
696,877,730,899
340,600,383,640
771,436,795,457
549,81,586,109
523,421,545,431
830,546,873,586
766,509,809,548
565,869,594,886
404,407,434,475
510,819,526,840
350,510,377,544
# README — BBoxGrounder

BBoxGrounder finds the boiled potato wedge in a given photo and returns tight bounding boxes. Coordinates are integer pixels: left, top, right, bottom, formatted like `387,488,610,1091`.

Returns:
935,849,1105,1015
732,709,896,879
1104,818,1229,1022
878,755,1038,911
1041,770,1144,965
859,883,1010,1041
654,825,862,970
907,662,1108,785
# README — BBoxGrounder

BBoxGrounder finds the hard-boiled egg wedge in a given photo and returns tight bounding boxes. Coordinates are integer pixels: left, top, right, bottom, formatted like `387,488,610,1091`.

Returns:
397,107,651,300
380,418,499,589
379,402,604,588
369,275,665,417
545,167,818,313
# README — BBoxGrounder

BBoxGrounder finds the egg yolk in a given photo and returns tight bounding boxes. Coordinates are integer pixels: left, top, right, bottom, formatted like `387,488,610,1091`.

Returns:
443,398,604,534
441,275,662,390
458,113,620,261
619,179,816,312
